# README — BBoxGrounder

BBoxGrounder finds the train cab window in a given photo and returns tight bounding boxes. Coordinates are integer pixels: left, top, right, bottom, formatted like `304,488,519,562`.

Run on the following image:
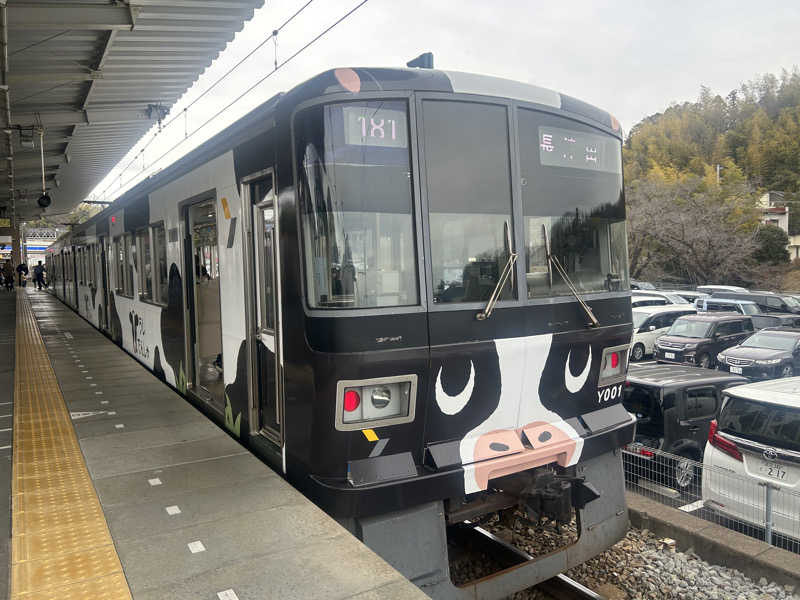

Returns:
137,229,153,300
517,109,629,298
152,223,168,305
423,100,516,304
295,100,418,308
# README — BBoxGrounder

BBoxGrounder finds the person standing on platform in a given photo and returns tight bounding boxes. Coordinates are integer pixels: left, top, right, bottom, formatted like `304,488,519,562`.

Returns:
2,261,13,291
16,262,28,287
33,261,45,290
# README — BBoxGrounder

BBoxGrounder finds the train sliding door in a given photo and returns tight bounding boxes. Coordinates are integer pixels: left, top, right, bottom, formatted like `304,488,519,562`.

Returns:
184,197,225,413
248,171,281,444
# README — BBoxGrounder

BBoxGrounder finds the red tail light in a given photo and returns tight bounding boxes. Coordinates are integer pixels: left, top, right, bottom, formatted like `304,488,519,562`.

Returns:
611,352,619,369
708,419,742,462
344,389,361,412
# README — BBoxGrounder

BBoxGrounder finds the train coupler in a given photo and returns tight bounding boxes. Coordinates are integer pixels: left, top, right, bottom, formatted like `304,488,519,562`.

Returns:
521,474,600,524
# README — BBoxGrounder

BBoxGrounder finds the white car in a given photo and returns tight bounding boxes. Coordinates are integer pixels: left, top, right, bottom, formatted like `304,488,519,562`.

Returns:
696,285,749,295
631,295,669,308
630,304,697,361
668,290,709,304
702,378,800,542
629,290,692,305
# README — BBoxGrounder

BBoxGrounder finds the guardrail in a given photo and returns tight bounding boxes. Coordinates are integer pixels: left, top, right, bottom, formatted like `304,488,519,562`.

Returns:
623,445,800,554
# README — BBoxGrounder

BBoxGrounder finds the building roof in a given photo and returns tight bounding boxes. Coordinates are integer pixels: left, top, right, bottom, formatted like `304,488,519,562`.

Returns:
0,0,263,221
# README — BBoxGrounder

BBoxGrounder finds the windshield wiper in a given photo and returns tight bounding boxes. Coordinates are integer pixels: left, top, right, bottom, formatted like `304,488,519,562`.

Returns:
542,224,599,328
477,221,517,321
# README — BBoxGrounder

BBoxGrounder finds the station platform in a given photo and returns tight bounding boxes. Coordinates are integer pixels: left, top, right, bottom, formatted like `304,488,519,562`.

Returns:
3,289,427,600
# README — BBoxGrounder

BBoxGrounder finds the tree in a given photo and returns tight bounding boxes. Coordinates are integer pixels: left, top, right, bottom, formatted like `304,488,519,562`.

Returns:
753,224,790,265
625,178,760,284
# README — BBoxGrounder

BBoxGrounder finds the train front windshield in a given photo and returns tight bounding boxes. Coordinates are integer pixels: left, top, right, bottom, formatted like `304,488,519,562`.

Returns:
295,98,628,310
296,100,419,309
519,109,628,297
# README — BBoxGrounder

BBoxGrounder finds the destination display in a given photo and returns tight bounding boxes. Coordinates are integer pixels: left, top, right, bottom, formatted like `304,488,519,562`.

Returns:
343,105,408,148
539,126,621,173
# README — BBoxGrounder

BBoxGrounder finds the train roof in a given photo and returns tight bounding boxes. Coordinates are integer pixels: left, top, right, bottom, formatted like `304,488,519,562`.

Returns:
50,66,621,246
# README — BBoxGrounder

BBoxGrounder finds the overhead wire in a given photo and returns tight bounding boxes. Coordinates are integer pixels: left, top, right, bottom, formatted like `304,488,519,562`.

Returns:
97,0,315,200
103,0,369,200
136,0,371,182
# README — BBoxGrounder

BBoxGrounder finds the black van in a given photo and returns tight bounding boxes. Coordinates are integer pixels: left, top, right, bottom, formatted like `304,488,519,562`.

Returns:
712,291,800,315
654,313,754,368
623,364,747,492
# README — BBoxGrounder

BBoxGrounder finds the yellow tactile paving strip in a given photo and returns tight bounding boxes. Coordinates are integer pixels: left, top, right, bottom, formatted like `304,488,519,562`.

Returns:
11,291,133,599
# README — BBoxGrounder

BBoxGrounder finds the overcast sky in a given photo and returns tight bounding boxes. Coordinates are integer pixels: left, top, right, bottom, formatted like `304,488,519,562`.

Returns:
91,0,800,202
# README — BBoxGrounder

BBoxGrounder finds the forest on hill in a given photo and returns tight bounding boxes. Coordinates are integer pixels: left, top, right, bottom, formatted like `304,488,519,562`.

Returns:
624,68,800,287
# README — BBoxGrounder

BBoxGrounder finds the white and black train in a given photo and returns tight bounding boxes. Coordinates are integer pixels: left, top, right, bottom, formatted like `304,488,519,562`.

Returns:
47,66,635,598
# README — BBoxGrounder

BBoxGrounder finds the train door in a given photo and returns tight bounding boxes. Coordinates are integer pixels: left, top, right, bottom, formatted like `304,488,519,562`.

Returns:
184,196,225,413
247,171,281,443
98,236,110,331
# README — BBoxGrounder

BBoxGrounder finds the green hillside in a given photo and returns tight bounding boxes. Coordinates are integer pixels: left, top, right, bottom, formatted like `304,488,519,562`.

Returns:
623,68,800,286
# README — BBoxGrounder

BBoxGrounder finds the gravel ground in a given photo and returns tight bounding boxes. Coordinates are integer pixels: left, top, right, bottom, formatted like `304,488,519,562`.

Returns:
450,511,799,599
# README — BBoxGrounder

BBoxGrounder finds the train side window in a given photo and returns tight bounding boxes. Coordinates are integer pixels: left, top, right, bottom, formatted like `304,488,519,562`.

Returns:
422,99,516,304
127,234,136,295
152,223,168,305
113,237,124,294
137,229,153,301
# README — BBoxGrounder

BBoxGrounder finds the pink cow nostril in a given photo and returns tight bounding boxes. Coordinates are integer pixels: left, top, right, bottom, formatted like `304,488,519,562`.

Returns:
538,431,552,442
489,442,509,452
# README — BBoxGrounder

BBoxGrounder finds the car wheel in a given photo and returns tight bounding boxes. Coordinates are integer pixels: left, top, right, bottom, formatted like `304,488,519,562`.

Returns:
781,364,794,378
671,453,699,493
697,353,711,369
631,343,645,362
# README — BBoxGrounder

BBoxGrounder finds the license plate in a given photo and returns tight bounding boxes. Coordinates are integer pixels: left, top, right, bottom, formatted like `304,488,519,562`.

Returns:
759,460,787,480
730,366,743,374
665,352,675,359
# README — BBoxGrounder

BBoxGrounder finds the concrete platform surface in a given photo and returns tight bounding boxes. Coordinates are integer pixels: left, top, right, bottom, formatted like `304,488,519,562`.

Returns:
21,290,428,600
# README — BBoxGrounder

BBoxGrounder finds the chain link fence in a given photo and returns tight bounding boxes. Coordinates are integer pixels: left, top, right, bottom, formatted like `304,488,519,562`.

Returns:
623,445,800,554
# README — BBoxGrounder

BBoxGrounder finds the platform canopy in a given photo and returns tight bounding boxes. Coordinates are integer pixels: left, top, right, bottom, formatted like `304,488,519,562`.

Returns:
0,0,263,222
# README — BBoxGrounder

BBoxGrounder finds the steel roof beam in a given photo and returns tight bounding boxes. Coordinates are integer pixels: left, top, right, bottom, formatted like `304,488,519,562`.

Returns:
12,108,156,127
9,4,135,31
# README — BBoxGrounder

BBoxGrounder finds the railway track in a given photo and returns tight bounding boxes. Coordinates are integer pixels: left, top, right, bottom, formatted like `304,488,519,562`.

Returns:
448,522,606,599
536,574,606,599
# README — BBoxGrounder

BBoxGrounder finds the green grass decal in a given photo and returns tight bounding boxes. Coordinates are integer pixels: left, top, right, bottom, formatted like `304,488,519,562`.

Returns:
177,361,187,395
224,394,241,437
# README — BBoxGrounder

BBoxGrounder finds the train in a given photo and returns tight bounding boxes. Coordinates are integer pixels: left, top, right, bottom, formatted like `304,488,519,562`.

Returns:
46,65,635,598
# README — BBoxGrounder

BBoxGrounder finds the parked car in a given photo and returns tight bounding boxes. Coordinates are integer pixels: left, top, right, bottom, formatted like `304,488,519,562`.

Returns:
624,364,747,491
654,313,755,368
695,297,761,315
670,290,709,304
631,280,656,290
632,295,669,308
751,313,800,330
628,290,692,305
696,285,749,295
711,291,800,315
631,305,697,361
715,327,800,380
702,378,800,542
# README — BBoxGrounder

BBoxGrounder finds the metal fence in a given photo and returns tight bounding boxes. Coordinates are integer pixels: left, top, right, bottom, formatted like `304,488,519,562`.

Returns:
623,445,800,554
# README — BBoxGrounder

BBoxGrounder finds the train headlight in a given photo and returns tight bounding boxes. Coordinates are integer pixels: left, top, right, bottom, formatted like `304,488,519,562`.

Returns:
598,344,629,388
336,375,417,431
